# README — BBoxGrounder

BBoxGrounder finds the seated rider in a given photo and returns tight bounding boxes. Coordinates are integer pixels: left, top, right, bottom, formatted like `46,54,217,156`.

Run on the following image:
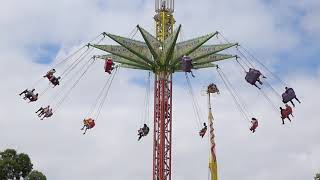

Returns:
199,123,207,138
285,104,294,117
40,108,53,120
20,89,38,102
28,93,38,103
36,105,50,117
250,118,259,133
19,89,35,99
246,68,266,89
49,76,61,87
280,106,292,125
182,55,195,78
138,124,150,141
105,58,115,74
81,118,95,135
43,69,56,79
283,87,301,107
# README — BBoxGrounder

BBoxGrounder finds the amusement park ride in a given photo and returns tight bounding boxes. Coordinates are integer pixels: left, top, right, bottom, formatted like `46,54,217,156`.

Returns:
19,0,301,180
93,1,235,179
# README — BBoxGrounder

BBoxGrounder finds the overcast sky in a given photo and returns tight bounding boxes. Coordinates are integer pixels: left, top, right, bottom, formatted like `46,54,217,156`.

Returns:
1,0,320,179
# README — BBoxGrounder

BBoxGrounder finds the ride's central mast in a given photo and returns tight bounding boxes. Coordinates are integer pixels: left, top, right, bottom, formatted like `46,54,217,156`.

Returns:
153,1,175,180
93,0,236,178
155,0,175,41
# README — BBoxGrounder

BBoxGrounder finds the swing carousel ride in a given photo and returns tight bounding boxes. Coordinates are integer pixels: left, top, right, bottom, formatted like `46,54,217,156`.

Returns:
18,0,301,180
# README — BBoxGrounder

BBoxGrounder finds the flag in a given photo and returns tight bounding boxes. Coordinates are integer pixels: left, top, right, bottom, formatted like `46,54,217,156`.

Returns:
208,110,218,180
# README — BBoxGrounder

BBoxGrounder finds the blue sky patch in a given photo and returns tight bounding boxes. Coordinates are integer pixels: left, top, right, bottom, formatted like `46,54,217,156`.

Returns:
30,43,61,64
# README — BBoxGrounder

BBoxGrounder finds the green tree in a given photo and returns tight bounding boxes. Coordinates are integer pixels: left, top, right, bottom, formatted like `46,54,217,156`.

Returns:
315,173,320,180
0,149,46,180
25,170,46,180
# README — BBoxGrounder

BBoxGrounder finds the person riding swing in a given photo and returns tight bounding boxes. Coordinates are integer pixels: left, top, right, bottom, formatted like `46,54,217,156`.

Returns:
199,123,207,138
49,76,61,87
181,55,195,77
138,124,150,141
81,118,96,135
28,93,39,103
250,118,259,133
282,87,301,107
280,105,293,125
43,69,56,79
40,108,53,120
19,89,38,102
104,57,115,74
36,105,50,117
19,89,35,99
245,68,266,89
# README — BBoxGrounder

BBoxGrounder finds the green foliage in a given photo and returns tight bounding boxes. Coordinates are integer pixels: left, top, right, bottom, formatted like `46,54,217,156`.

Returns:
25,170,47,180
0,149,46,180
315,173,320,180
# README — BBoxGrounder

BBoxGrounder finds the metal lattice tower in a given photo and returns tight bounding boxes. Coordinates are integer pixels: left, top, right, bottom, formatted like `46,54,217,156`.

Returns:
154,1,175,179
155,0,175,41
92,0,237,179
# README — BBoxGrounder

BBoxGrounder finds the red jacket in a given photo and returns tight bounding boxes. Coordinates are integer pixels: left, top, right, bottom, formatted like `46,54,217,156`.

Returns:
105,59,113,73
281,106,292,118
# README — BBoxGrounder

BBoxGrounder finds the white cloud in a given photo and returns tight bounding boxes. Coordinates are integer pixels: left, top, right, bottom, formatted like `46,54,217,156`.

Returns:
0,0,319,179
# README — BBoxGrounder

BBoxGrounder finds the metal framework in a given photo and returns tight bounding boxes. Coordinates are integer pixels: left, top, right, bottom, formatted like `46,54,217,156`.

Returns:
153,1,175,179
153,72,172,180
91,0,238,179
154,0,175,42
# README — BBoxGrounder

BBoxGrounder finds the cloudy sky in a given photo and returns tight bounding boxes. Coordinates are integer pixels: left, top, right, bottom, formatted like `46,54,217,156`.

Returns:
1,0,319,179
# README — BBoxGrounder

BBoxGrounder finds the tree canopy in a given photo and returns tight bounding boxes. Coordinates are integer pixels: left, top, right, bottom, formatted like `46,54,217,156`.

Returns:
25,171,46,180
0,149,46,180
315,173,320,180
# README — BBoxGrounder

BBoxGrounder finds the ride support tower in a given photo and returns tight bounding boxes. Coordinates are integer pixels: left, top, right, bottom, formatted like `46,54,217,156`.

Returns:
92,0,236,178
153,1,175,180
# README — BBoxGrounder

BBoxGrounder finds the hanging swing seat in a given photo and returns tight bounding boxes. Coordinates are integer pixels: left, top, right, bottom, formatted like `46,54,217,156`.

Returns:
181,56,193,72
84,118,95,129
282,88,296,103
250,120,258,129
281,107,292,119
245,68,261,85
104,58,114,74
143,126,149,135
138,126,149,137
